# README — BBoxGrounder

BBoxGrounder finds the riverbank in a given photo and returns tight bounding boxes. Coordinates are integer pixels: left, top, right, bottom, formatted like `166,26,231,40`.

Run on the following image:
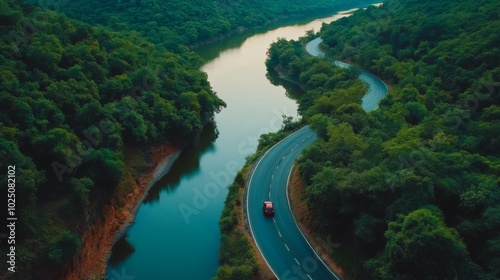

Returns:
62,143,181,280
214,166,275,280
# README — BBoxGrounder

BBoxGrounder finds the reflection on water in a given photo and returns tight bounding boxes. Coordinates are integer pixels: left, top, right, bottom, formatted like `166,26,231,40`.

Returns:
108,236,135,265
266,71,308,114
195,5,372,62
144,122,219,203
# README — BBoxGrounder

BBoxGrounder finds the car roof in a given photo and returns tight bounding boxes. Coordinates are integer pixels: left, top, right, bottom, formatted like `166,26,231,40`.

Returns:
264,201,273,205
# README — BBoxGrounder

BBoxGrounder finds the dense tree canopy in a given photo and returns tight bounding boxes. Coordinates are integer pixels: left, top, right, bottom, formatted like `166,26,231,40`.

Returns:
0,0,225,278
267,0,500,279
27,0,381,48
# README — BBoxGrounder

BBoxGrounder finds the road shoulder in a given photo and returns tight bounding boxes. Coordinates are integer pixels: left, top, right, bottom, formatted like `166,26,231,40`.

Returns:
288,165,347,279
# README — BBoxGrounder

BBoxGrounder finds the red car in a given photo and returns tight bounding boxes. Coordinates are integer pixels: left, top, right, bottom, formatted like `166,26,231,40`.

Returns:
263,201,274,216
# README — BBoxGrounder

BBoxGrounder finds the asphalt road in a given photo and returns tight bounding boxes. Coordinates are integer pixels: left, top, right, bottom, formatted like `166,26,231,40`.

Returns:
306,37,388,112
247,126,341,279
246,38,389,279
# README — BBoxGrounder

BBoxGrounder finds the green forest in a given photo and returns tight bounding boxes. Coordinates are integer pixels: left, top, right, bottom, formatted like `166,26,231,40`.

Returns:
0,0,384,278
0,0,225,278
266,0,500,279
26,0,380,49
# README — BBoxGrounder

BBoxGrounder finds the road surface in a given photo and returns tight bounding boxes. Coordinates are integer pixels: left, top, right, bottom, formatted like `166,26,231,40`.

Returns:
246,126,337,279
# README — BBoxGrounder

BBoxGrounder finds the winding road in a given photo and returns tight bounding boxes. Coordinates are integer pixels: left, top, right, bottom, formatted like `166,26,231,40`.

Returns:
246,37,388,279
306,37,388,112
247,126,330,279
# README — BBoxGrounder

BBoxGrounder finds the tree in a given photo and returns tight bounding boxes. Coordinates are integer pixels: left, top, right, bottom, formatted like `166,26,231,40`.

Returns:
308,113,330,140
325,122,366,166
81,148,124,189
26,34,64,69
369,208,473,280
404,101,427,125
335,103,367,133
354,213,384,243
70,177,93,217
47,231,82,267
32,128,84,171
306,167,342,230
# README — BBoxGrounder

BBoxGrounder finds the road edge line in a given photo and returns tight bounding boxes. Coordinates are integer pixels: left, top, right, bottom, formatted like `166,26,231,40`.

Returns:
285,163,341,280
246,125,311,279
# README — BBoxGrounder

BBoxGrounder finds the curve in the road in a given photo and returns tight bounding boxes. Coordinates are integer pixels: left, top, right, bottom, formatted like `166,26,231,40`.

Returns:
306,37,388,112
246,37,388,280
247,126,337,280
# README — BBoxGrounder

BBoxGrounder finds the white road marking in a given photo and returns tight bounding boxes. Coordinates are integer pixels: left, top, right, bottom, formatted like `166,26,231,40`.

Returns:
273,219,281,232
246,126,315,280
294,258,300,265
285,244,290,251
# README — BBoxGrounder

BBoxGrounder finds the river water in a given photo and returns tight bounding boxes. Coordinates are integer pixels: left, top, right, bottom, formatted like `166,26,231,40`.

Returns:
107,7,361,280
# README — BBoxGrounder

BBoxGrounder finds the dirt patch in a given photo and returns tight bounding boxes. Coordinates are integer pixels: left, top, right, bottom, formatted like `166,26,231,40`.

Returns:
62,143,181,280
288,165,347,279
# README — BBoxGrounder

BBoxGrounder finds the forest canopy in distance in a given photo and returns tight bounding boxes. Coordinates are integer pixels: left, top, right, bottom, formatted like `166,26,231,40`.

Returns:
30,0,381,49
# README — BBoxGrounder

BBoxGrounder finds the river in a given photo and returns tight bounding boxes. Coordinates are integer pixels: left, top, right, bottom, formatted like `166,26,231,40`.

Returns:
107,7,363,280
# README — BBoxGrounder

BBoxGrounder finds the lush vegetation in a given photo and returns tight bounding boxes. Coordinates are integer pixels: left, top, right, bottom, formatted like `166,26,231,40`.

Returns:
0,0,225,278
267,0,500,279
213,172,259,280
27,0,381,48
266,36,367,118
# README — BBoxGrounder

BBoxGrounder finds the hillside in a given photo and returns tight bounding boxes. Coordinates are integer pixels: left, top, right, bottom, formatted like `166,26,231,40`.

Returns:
28,0,381,48
266,0,500,279
0,0,224,279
